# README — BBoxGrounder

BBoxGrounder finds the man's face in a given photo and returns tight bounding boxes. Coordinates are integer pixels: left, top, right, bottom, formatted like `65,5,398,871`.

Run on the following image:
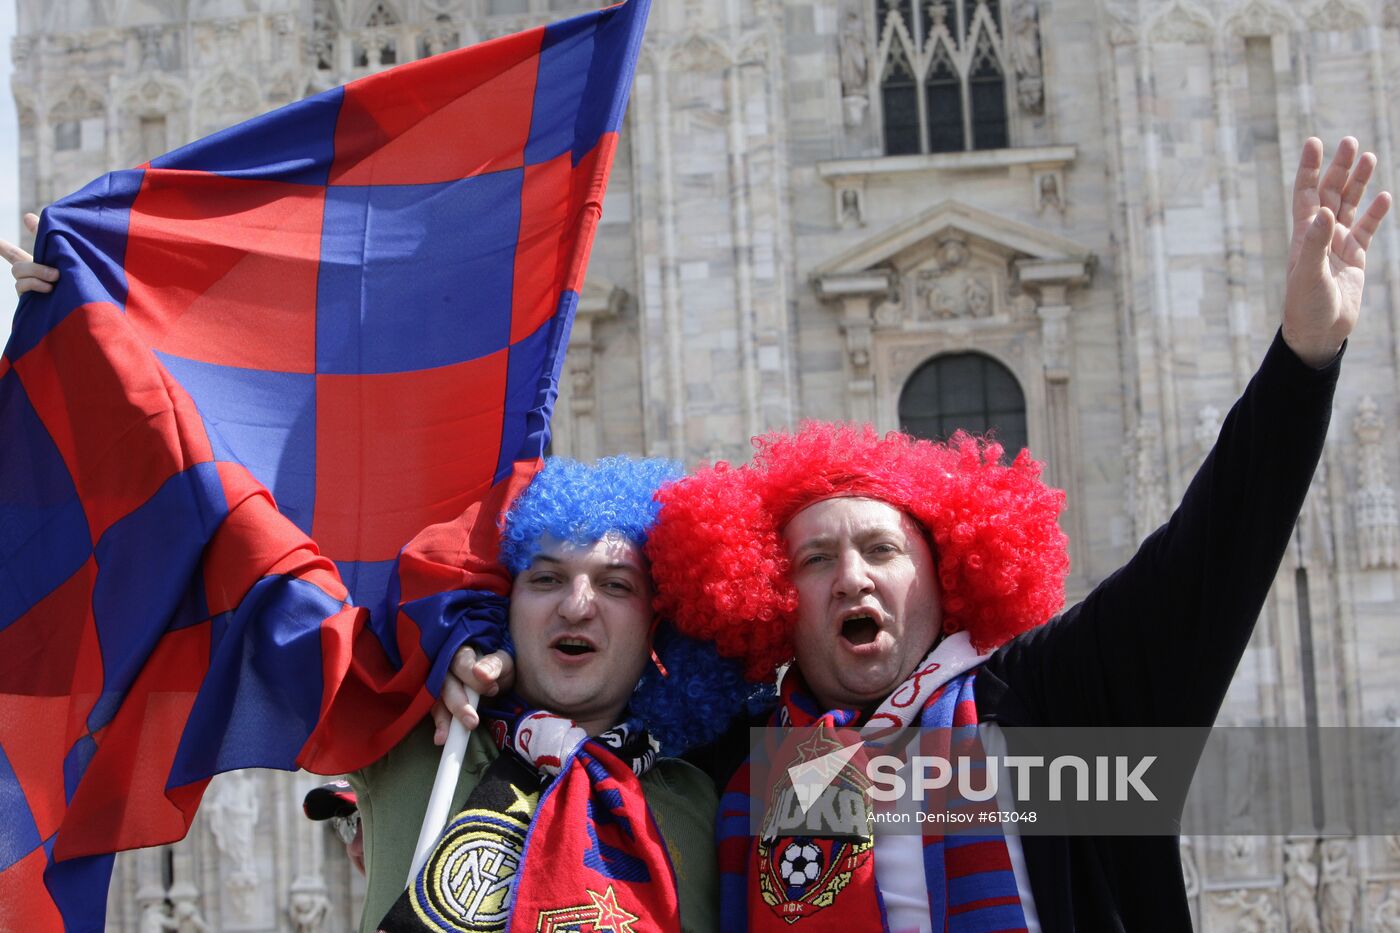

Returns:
784,497,941,711
509,533,653,733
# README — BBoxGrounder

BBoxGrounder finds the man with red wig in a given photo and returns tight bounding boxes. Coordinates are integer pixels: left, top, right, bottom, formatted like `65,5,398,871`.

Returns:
645,137,1390,932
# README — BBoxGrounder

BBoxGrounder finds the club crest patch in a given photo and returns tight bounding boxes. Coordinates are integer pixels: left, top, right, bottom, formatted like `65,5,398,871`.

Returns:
532,885,641,933
756,834,872,923
408,804,532,932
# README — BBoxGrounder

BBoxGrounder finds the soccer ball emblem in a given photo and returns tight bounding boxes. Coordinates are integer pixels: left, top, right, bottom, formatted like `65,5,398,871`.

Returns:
778,842,823,888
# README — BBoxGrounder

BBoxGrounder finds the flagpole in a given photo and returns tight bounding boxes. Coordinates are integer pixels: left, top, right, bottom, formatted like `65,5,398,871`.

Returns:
407,687,479,886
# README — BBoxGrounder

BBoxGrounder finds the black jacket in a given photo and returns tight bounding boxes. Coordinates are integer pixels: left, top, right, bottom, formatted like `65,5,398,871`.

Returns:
978,331,1340,931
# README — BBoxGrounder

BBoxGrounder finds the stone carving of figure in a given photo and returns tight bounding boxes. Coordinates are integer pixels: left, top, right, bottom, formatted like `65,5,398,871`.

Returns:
1320,840,1357,933
1283,840,1321,933
965,275,992,317
1009,0,1045,113
840,187,864,227
205,771,260,918
1038,172,1063,213
938,235,969,269
1216,889,1282,932
1353,397,1400,568
139,903,178,933
288,877,332,933
839,9,868,97
1375,886,1400,933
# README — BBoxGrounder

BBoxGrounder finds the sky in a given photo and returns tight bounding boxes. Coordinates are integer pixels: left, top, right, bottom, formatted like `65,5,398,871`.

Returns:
0,1,18,341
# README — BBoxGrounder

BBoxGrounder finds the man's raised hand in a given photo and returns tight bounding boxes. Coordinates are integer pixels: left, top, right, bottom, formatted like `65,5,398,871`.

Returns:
0,212,59,296
1285,137,1392,367
429,646,514,745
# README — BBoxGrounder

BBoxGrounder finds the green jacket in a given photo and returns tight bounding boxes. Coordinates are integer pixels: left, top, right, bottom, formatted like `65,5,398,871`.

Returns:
349,720,718,932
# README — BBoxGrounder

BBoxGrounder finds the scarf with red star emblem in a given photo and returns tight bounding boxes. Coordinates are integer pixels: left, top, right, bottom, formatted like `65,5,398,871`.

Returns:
718,633,1029,933
379,697,678,933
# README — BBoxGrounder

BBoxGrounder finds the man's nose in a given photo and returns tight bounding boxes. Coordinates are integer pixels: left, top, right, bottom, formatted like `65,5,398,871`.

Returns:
833,549,874,598
559,576,598,622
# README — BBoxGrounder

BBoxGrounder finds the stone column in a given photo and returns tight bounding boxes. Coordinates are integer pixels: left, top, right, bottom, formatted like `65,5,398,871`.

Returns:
814,271,892,425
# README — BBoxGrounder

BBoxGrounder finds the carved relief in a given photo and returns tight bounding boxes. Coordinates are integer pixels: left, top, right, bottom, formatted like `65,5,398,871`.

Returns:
195,69,261,117
904,236,1004,321
1228,0,1296,36
837,183,866,228
1306,0,1370,32
1374,884,1400,932
1284,839,1321,933
1298,458,1336,565
168,881,210,933
1009,0,1044,114
1036,170,1063,214
1148,1,1214,44
1126,418,1167,542
204,770,260,919
1320,839,1357,933
1210,889,1283,931
287,877,331,933
1352,397,1399,569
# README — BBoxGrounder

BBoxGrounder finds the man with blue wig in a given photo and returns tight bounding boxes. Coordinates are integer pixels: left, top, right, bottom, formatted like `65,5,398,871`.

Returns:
355,455,765,933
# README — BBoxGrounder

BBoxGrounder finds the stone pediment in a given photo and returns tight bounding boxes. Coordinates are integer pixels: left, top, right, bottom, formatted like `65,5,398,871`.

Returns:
814,200,1093,325
813,199,1093,293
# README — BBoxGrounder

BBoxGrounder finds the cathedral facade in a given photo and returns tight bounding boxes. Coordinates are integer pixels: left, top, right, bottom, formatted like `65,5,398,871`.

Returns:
12,0,1400,928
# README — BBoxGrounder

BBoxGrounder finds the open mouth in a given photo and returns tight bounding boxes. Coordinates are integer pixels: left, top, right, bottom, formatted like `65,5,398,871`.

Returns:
840,613,880,647
553,637,596,657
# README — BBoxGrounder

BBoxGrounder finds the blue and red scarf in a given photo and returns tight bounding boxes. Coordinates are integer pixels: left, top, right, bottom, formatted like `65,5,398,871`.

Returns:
381,697,679,933
717,633,1028,933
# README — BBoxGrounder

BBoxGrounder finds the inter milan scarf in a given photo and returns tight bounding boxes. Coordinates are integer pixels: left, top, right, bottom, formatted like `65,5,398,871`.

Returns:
380,699,679,932
717,632,1028,933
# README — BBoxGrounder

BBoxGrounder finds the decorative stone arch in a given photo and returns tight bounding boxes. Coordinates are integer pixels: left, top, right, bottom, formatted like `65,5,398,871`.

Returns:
666,32,733,73
1305,0,1371,32
812,198,1092,559
114,74,189,164
1147,0,1216,44
1226,0,1298,37
193,68,262,132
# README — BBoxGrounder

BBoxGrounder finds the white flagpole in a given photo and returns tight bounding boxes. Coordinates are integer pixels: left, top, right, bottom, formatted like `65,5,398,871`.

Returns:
406,686,479,886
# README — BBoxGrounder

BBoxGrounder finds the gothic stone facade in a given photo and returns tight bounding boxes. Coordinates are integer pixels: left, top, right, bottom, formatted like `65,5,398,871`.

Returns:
13,0,1400,929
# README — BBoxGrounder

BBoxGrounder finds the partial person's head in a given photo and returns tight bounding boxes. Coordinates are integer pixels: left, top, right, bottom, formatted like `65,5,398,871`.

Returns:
647,423,1069,711
498,456,768,752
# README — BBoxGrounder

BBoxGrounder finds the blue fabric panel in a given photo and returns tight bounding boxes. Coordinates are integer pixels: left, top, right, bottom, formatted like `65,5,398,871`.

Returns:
7,170,143,362
43,844,115,931
315,171,523,375
494,289,576,482
0,744,40,872
527,0,651,165
168,574,342,785
401,589,509,697
89,463,228,732
150,88,343,187
156,353,317,535
60,737,97,808
0,371,92,632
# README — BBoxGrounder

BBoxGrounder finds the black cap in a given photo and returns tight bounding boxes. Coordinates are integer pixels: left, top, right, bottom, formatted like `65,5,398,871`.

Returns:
302,779,358,821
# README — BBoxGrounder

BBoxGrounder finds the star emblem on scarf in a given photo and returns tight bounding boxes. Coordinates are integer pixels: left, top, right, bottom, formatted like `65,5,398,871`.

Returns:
588,886,639,933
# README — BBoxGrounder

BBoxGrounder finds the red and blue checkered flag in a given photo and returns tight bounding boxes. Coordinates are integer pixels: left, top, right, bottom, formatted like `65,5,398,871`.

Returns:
0,0,649,925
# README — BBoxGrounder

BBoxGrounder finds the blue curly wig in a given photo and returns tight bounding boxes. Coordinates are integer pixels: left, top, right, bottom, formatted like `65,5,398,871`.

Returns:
499,456,773,756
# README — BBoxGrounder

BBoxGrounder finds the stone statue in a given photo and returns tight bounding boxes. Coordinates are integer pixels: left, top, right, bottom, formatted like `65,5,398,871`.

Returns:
839,9,868,97
1009,0,1045,114
1320,840,1357,933
205,770,260,918
288,877,332,933
1283,840,1321,933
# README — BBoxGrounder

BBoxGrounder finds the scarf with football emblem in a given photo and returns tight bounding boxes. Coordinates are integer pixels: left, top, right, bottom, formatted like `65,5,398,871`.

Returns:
379,696,679,933
717,632,1029,933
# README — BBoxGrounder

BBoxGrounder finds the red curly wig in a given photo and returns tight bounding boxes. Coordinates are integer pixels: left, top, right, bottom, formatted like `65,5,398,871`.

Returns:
646,422,1070,682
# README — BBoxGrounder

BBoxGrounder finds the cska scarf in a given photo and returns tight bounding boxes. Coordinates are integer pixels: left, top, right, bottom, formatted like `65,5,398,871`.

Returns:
717,632,1028,933
380,697,679,933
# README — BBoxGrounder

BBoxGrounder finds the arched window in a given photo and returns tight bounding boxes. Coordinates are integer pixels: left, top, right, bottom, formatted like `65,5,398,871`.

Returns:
875,0,1011,155
898,352,1027,456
